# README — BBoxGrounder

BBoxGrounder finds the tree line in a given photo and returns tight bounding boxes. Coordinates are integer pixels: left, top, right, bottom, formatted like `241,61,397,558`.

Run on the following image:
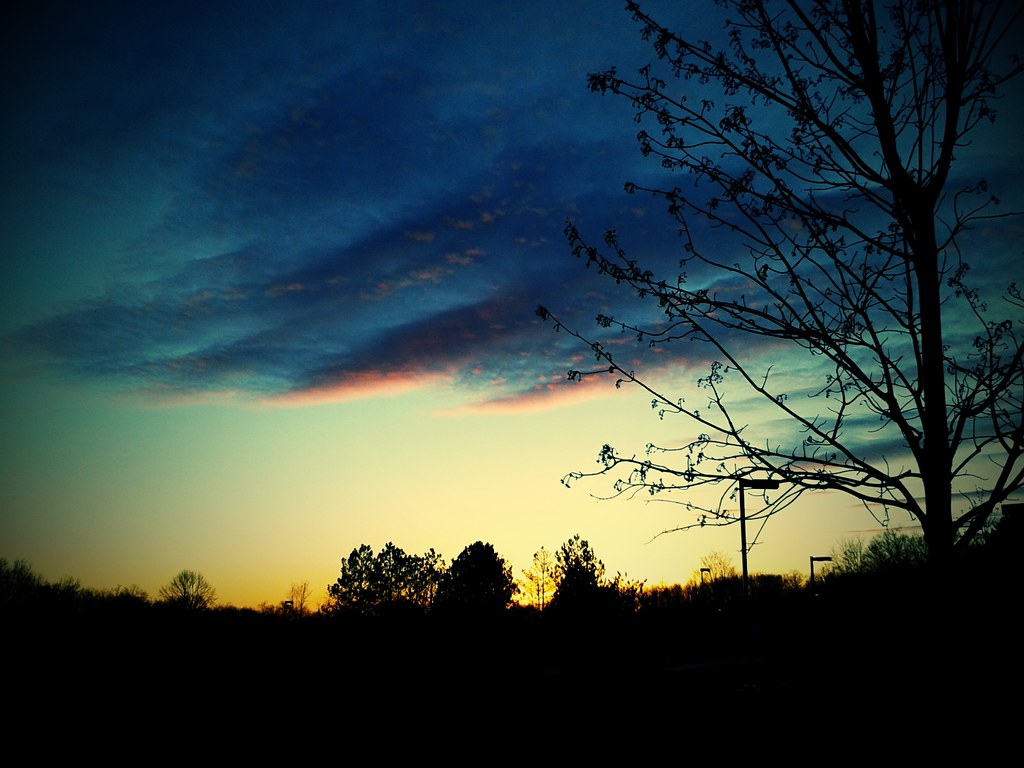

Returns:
4,510,1019,622
4,515,1018,711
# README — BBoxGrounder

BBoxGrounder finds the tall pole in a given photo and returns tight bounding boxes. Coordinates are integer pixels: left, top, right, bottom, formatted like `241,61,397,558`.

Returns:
737,478,780,599
739,485,749,598
810,556,832,588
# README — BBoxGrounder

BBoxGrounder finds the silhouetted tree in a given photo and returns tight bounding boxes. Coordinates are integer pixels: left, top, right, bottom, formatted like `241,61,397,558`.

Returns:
287,581,313,615
0,558,44,611
979,503,1024,576
262,581,315,616
827,530,927,578
520,547,558,611
325,544,376,613
158,570,217,610
749,571,805,597
548,534,606,613
685,550,742,603
642,583,688,611
828,537,868,576
375,542,421,605
87,584,151,613
605,572,646,613
696,551,738,582
325,542,445,615
863,530,929,574
433,541,517,615
988,503,1024,547
540,0,1024,571
409,547,446,608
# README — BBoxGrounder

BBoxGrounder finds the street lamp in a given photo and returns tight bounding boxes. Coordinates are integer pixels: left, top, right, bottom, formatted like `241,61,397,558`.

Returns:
700,566,711,585
809,556,832,588
737,478,780,598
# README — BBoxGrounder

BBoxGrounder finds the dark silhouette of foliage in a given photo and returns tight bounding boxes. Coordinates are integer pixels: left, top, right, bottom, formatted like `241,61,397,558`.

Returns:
828,537,868,576
325,543,376,613
863,530,929,574
520,546,558,611
749,571,804,597
85,584,151,618
2,558,153,624
325,542,444,616
158,569,217,610
4,524,1020,713
0,558,45,611
433,541,517,615
826,529,928,578
604,571,646,613
548,534,607,614
982,502,1024,555
640,583,688,612
539,0,1024,571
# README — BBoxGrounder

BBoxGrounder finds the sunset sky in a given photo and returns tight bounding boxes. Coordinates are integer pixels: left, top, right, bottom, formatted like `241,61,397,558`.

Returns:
3,1,1022,608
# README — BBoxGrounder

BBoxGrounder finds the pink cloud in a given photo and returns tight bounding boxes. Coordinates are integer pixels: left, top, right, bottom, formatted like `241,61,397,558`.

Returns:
266,369,455,407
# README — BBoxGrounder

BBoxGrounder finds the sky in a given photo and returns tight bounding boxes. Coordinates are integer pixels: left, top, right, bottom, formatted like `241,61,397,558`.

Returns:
3,1,1023,608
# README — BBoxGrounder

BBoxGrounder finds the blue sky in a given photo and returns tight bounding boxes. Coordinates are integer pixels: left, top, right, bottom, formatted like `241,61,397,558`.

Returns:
3,1,1022,607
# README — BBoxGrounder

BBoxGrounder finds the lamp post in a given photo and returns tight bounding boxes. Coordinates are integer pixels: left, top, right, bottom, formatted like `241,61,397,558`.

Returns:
738,478,780,598
809,556,832,588
700,566,711,585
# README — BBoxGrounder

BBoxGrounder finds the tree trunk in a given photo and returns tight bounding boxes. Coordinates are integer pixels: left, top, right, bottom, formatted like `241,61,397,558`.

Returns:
911,204,954,572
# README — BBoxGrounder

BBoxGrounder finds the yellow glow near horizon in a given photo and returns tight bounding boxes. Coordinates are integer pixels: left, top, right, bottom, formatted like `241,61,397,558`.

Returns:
0,367,886,609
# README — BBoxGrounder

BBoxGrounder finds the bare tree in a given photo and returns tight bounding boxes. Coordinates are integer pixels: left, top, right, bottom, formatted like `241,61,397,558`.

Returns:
287,581,313,614
158,569,217,610
520,547,558,611
828,537,868,575
540,0,1024,570
698,551,738,582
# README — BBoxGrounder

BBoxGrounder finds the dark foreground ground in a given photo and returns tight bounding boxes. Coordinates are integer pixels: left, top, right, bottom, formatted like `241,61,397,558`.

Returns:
10,582,1018,739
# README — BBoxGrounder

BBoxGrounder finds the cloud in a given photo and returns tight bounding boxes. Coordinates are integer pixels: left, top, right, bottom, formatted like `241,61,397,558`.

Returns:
4,1,694,410
9,239,596,405
437,372,622,416
9,0,1020,423
267,369,456,408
